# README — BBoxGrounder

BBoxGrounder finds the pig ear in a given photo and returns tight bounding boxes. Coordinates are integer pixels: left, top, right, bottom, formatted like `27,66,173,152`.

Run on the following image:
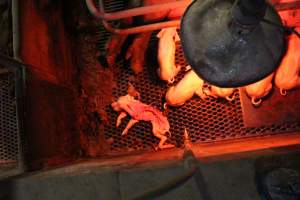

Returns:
174,31,180,42
157,29,165,38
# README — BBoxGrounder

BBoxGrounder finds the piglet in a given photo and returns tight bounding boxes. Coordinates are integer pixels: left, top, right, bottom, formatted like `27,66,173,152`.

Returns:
166,69,206,106
275,32,300,96
157,27,181,83
111,94,174,149
126,32,152,74
245,73,274,106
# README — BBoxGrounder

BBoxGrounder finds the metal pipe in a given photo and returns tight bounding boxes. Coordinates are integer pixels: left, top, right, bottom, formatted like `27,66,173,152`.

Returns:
12,0,20,60
102,20,180,35
87,0,300,35
86,0,191,20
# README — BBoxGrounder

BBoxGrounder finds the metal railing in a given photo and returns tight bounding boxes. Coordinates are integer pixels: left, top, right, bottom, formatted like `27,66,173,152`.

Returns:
86,0,192,34
86,0,300,34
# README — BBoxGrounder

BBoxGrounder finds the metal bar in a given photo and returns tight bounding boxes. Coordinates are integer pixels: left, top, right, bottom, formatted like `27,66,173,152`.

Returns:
86,0,191,20
12,0,21,61
102,20,180,34
87,0,300,35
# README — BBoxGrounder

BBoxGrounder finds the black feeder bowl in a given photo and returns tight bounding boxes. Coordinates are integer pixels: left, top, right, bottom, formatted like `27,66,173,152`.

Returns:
181,0,286,88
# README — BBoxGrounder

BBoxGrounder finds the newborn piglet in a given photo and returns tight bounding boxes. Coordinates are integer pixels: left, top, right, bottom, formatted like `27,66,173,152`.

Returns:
157,27,181,84
111,95,174,149
166,69,207,107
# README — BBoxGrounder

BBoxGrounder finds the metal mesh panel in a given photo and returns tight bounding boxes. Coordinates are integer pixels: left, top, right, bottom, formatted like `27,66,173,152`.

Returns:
96,0,127,52
0,70,20,165
103,38,300,152
96,0,300,152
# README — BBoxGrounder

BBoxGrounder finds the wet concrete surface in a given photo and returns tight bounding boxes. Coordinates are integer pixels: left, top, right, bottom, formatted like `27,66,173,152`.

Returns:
1,151,300,200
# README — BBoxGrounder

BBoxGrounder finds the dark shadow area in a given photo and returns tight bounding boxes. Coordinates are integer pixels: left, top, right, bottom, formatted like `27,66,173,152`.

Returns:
0,180,15,200
255,151,300,200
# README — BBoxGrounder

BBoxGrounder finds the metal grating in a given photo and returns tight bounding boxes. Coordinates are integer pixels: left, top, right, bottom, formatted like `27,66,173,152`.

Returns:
0,69,20,165
103,38,300,152
97,0,300,152
96,0,127,52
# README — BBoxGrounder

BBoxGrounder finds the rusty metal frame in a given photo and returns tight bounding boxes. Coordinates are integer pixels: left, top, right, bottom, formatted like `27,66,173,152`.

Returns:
86,0,300,35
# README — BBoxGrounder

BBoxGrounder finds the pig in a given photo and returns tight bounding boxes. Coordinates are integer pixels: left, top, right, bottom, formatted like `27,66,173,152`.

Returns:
125,32,152,74
157,27,181,83
141,0,189,22
105,0,189,71
106,34,128,68
275,32,300,96
105,0,138,68
166,69,206,106
111,94,174,149
245,73,275,106
205,86,236,101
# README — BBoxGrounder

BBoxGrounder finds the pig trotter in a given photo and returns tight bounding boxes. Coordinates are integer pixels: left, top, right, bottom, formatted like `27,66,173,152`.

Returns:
106,34,128,68
126,45,144,74
251,97,262,107
126,32,152,74
106,55,116,68
158,138,175,149
153,129,174,149
116,112,127,128
125,45,133,60
122,119,139,136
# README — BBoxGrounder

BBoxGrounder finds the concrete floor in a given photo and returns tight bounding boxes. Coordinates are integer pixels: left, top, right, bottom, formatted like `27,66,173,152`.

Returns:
1,151,300,200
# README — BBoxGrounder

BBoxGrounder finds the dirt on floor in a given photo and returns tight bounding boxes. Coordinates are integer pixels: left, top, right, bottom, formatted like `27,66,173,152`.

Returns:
75,35,117,157
69,1,117,157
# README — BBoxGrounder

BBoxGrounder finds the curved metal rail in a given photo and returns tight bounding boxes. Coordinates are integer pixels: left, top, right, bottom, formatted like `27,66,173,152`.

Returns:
85,0,191,34
86,0,300,34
